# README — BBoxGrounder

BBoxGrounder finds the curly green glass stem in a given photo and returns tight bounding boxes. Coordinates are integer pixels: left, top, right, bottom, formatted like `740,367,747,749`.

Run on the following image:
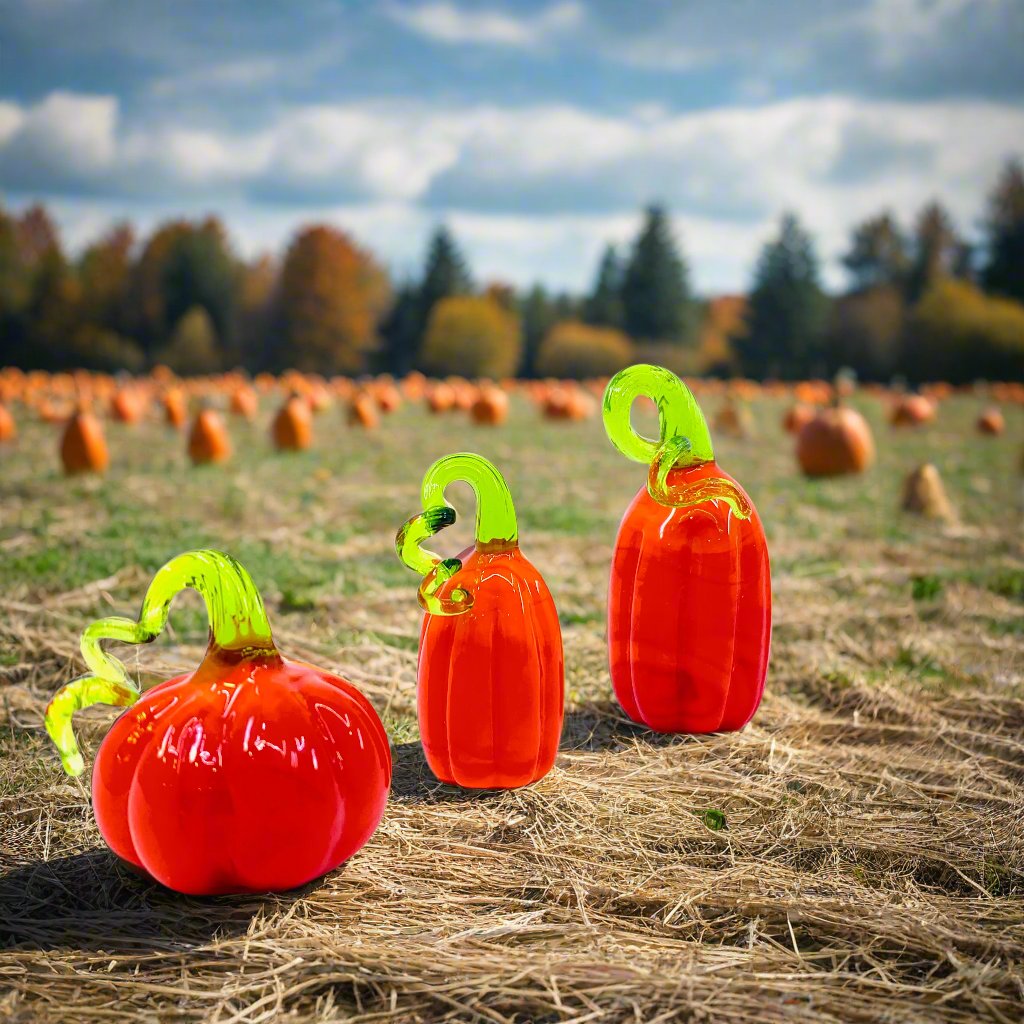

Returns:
649,436,751,519
44,549,276,777
605,365,750,518
396,453,518,616
603,364,715,467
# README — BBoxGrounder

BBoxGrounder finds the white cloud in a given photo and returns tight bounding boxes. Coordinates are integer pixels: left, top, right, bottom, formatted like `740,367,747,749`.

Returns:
0,92,116,186
386,1,583,48
2,89,1021,291
259,105,463,202
0,102,24,144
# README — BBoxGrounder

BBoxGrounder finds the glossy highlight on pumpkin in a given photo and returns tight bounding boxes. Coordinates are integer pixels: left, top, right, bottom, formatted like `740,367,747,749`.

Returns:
396,454,564,789
603,365,771,734
44,549,390,896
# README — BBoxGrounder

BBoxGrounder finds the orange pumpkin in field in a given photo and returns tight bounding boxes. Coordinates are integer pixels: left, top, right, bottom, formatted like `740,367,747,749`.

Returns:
448,378,475,411
796,406,875,477
38,399,72,424
272,395,313,451
890,394,935,428
401,372,427,400
229,385,258,420
783,403,816,435
713,400,750,438
348,392,379,429
0,402,15,442
544,386,593,421
374,382,402,414
61,406,110,475
976,407,1005,436
111,388,142,424
162,389,188,429
427,383,456,414
306,381,333,414
188,409,232,465
470,386,509,426
795,380,833,405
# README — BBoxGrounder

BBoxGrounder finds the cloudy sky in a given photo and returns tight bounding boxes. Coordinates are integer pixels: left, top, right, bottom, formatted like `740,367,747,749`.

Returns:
1,0,1022,292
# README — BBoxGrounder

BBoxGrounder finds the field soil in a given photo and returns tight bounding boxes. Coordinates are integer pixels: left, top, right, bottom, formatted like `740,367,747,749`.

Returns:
1,391,1022,1022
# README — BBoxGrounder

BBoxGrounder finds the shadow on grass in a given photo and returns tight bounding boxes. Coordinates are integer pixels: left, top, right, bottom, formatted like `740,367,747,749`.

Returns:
389,741,506,805
0,848,328,954
560,700,692,753
389,703,691,803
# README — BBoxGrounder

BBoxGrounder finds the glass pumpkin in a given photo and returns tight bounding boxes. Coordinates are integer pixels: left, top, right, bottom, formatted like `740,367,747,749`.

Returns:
603,365,772,733
396,454,564,789
45,549,391,896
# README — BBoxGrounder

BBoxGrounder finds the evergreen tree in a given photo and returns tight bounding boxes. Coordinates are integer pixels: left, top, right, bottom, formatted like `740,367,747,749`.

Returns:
518,284,557,378
417,226,471,326
735,213,828,379
621,205,694,343
842,212,909,291
584,244,624,328
379,280,421,375
982,158,1024,304
907,201,961,301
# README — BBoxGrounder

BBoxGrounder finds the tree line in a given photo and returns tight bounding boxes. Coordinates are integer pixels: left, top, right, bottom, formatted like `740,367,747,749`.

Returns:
1,158,1022,382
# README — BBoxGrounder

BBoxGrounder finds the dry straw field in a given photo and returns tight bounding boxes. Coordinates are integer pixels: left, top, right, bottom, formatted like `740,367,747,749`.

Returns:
1,377,1022,1022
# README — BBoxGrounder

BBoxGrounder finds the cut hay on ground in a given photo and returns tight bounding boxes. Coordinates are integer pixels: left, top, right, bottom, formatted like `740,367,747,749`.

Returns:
1,392,1022,1022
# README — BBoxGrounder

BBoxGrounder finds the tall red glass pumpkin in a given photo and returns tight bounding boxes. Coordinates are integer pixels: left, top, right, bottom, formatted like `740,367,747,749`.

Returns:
603,366,771,733
397,454,564,789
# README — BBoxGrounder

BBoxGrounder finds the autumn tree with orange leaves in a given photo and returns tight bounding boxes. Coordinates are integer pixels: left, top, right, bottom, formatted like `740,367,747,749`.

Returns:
270,226,389,374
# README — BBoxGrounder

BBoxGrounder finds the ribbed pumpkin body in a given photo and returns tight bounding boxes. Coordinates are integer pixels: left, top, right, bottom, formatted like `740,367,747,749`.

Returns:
608,461,771,733
92,651,391,895
418,544,564,788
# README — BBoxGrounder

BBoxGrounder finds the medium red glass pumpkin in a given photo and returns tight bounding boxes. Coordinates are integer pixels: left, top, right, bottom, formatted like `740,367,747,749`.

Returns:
604,366,771,733
397,454,564,788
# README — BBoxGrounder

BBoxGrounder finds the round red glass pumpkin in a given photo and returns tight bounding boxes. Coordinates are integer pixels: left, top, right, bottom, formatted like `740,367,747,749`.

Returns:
46,550,391,895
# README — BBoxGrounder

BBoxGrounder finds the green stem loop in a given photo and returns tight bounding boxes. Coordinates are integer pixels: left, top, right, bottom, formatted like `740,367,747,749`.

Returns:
649,437,751,519
603,364,715,468
604,364,750,515
395,453,518,616
45,549,275,777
